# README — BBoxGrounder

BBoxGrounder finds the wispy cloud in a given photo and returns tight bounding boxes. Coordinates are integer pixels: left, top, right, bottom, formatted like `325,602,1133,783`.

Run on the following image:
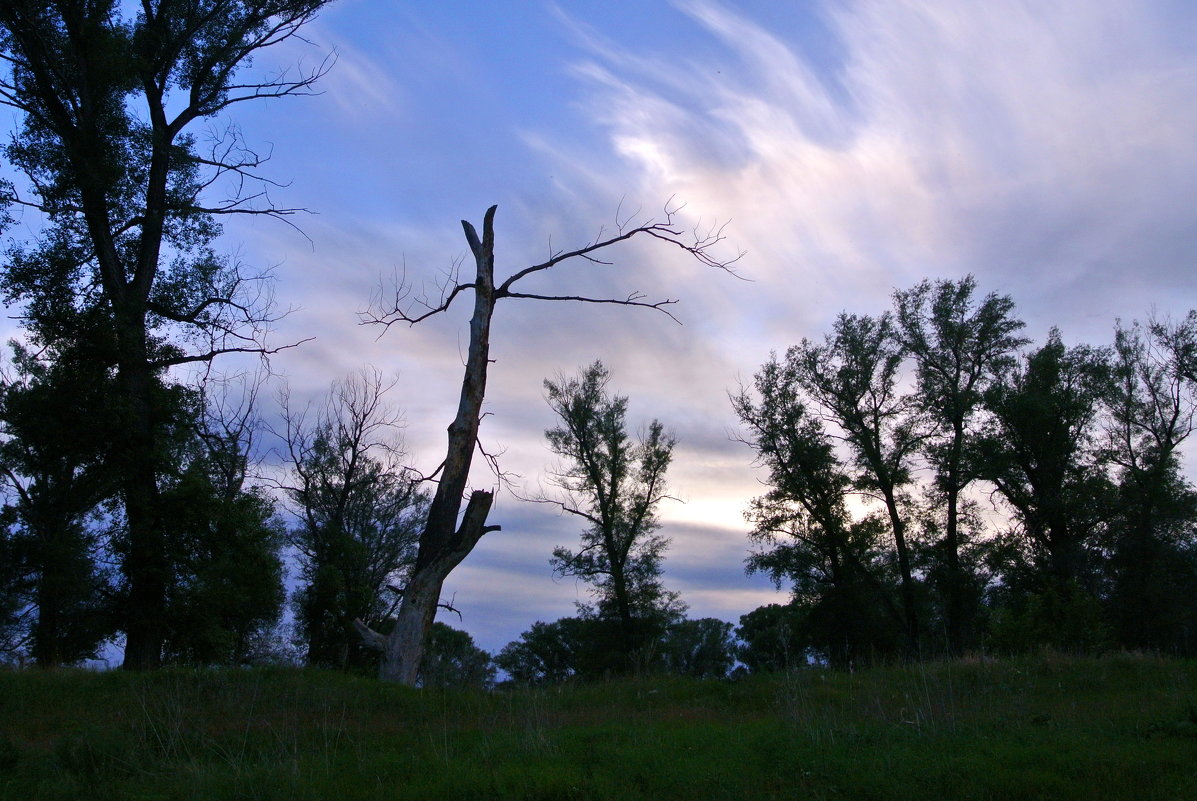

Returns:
559,0,1197,341
208,0,1197,649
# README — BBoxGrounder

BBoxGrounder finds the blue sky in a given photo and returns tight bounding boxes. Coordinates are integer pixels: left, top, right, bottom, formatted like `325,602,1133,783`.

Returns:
187,0,1197,654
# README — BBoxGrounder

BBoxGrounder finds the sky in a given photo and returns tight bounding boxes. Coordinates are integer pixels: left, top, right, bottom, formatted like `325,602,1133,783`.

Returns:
58,0,1197,655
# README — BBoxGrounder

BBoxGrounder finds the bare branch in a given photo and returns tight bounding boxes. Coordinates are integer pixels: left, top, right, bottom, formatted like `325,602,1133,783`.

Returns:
149,337,313,368
363,198,743,333
500,291,682,324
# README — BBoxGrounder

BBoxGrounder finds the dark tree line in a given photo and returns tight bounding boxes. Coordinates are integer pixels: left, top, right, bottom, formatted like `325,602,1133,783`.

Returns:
734,278,1197,667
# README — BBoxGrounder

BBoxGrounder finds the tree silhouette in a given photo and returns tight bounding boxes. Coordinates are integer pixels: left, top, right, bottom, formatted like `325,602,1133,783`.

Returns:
0,0,333,668
894,276,1026,654
543,361,681,671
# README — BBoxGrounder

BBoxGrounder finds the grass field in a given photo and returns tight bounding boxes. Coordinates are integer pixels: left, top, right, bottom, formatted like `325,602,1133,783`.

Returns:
1,653,1194,800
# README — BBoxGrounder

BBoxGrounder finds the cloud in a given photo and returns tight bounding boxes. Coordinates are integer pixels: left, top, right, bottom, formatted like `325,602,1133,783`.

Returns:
200,0,1197,654
559,0,1197,341
317,43,408,122
419,0,1197,651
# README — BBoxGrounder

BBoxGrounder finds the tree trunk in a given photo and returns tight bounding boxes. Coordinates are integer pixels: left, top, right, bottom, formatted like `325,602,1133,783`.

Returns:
116,336,168,671
880,484,919,656
379,569,444,684
368,208,503,684
610,562,636,671
943,480,964,656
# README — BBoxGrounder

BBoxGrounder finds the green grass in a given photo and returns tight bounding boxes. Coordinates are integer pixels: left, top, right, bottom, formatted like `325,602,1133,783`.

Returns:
1,654,1194,800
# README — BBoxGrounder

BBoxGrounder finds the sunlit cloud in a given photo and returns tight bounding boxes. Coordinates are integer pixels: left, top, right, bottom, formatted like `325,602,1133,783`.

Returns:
559,0,1197,341
199,0,1197,651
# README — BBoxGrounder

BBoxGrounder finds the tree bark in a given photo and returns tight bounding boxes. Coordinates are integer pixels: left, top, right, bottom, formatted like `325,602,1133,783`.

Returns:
943,422,966,656
880,483,920,654
368,208,503,684
114,317,168,671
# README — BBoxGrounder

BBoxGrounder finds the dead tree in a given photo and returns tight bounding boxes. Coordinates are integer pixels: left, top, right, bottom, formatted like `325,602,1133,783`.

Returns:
355,202,738,684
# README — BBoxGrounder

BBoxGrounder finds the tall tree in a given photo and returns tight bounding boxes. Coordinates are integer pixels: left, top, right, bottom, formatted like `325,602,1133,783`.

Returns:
733,356,904,667
893,276,1026,654
788,312,923,654
0,0,333,669
284,369,429,670
543,361,681,671
977,331,1112,600
1102,317,1197,651
974,331,1114,651
355,204,735,684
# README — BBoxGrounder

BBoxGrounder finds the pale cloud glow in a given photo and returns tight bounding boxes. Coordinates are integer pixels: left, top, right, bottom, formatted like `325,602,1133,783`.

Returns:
150,0,1197,653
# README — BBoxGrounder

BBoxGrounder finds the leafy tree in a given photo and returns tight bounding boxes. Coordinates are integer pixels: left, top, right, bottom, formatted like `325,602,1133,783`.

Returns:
543,361,682,671
495,618,588,685
893,276,1027,654
284,370,429,670
1101,317,1197,651
788,312,923,654
497,615,736,680
985,578,1109,655
356,205,735,684
659,617,736,678
735,603,808,673
418,622,495,689
0,341,118,667
975,330,1113,649
733,357,904,668
157,383,286,666
979,330,1111,586
0,0,334,669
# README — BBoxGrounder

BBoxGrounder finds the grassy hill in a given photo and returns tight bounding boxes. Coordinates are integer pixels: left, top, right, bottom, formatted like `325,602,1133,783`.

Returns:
1,653,1194,800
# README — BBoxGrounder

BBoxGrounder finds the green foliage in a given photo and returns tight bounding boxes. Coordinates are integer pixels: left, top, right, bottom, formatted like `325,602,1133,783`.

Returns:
496,618,589,684
284,370,430,670
978,329,1113,582
118,378,287,667
418,622,495,689
0,513,27,660
735,603,808,673
497,614,736,683
159,470,285,666
733,356,905,667
544,361,682,669
1102,317,1197,652
987,583,1110,654
0,0,334,669
788,311,923,652
658,617,737,678
0,342,119,666
894,276,1028,653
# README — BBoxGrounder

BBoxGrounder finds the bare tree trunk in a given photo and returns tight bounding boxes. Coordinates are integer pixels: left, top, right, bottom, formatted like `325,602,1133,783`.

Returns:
355,202,735,683
367,208,503,685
